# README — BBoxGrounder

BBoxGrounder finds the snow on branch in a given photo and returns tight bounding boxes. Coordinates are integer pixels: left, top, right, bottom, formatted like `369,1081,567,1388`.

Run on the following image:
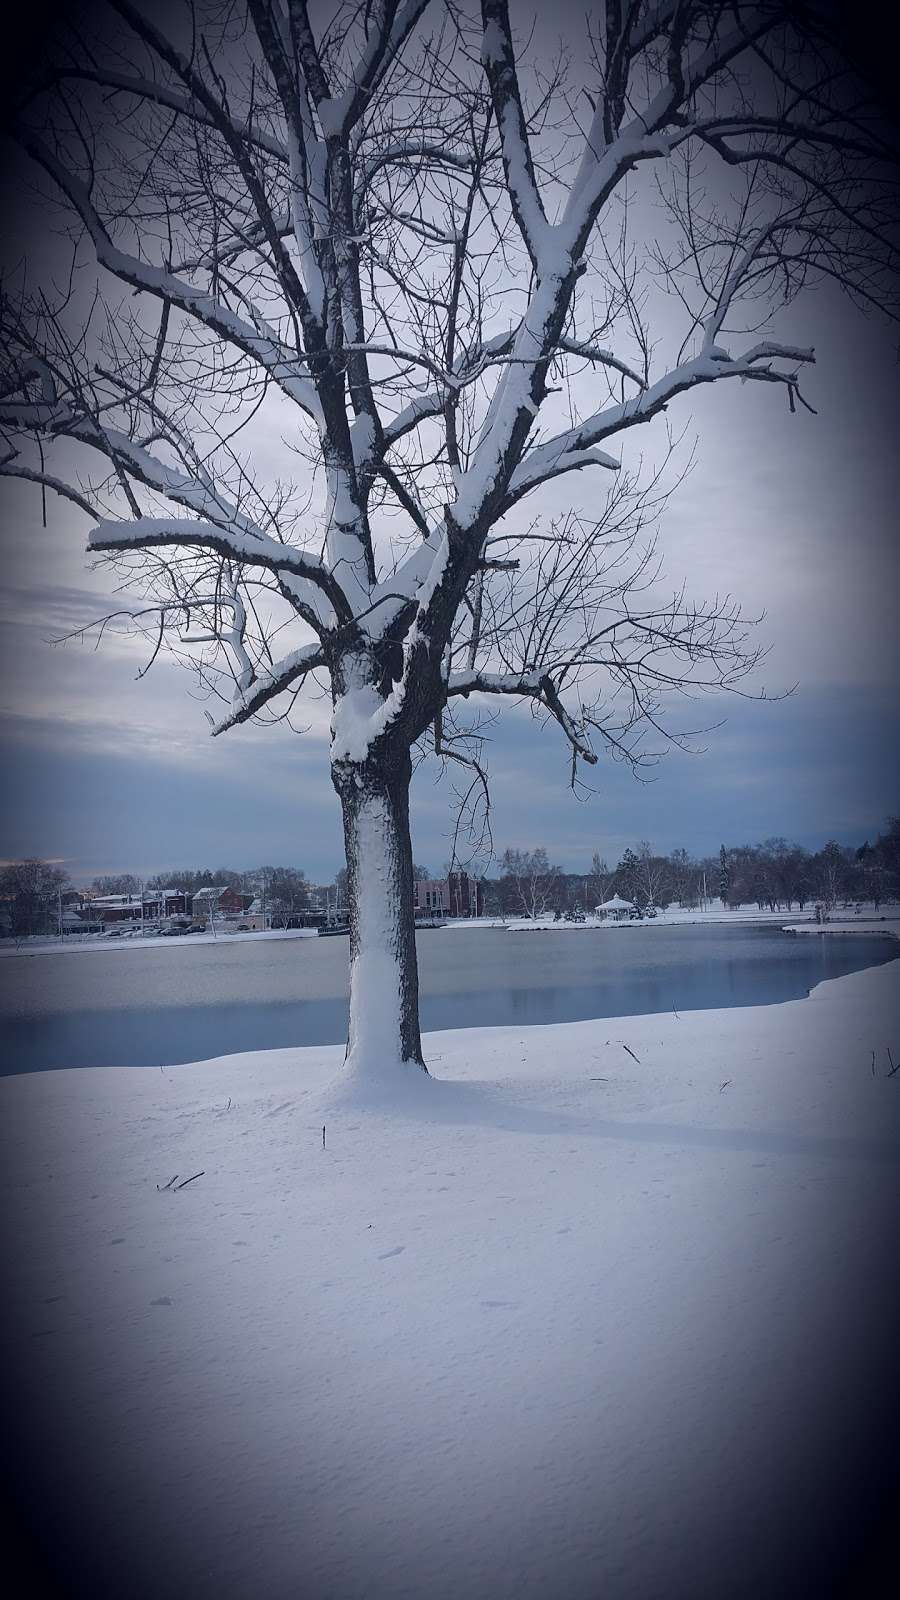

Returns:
506,343,815,506
480,0,550,265
447,667,597,764
87,518,348,625
357,140,474,198
316,0,432,138
13,127,322,424
0,458,96,519
210,639,328,735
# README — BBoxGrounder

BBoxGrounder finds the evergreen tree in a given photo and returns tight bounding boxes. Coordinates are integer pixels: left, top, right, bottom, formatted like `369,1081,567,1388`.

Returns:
718,846,731,909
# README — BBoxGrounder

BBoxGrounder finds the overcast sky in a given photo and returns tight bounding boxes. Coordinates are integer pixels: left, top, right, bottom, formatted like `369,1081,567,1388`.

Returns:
1,3,897,886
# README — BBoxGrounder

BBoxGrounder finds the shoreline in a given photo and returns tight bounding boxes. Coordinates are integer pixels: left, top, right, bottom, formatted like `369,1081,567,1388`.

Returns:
3,903,898,959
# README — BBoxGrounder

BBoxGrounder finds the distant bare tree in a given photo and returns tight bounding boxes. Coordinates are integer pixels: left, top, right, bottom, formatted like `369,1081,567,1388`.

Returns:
262,865,309,926
633,840,671,910
499,846,561,919
0,858,70,936
91,873,141,897
668,847,695,908
816,839,849,911
1,2,896,1078
589,852,617,907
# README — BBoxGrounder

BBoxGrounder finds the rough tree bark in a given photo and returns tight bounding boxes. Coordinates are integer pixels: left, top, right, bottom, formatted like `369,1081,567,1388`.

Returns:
334,745,425,1074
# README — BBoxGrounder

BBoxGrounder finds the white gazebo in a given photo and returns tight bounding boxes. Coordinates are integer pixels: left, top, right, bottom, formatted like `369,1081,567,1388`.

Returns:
594,895,635,922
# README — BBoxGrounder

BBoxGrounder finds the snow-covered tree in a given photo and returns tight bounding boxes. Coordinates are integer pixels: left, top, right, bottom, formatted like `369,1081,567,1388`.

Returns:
2,2,896,1080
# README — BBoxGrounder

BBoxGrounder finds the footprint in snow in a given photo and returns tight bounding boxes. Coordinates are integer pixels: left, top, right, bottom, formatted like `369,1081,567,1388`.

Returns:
150,1296,173,1307
379,1246,405,1260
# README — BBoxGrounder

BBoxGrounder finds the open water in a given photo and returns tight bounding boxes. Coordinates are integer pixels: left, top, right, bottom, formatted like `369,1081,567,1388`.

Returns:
1,921,896,1074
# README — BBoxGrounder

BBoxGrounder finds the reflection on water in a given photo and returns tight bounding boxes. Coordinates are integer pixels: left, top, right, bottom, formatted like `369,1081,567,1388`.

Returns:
0,925,896,1074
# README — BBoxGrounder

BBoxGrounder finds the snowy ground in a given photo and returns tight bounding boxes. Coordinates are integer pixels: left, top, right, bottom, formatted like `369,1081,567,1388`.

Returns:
3,961,899,1597
450,903,900,933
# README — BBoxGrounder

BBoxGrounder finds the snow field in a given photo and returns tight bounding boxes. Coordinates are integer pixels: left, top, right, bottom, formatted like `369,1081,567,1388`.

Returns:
2,961,898,1598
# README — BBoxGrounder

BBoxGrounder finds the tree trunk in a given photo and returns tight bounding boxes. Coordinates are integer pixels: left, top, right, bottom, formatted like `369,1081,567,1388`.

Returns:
333,744,427,1080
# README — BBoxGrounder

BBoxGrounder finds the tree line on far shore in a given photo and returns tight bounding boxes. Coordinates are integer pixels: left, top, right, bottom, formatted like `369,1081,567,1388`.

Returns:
1,818,897,936
489,822,899,920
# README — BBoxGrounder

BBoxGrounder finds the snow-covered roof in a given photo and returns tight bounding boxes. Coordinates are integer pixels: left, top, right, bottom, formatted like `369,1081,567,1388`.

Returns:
596,895,634,911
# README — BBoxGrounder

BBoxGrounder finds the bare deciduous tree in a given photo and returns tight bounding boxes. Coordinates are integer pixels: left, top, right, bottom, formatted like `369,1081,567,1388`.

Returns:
1,1,896,1079
589,852,617,908
498,846,561,919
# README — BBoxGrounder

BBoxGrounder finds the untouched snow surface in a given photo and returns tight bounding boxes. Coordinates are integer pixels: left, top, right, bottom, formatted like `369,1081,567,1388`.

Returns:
3,964,899,1598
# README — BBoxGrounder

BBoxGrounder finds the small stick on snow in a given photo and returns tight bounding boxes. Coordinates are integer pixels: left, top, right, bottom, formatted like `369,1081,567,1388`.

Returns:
622,1044,641,1065
157,1174,179,1191
322,1124,326,1148
871,1050,877,1078
719,1080,732,1093
174,1171,204,1190
887,1048,899,1079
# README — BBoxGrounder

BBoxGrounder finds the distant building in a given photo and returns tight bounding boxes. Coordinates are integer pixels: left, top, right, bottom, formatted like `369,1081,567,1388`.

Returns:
84,894,143,924
191,886,253,923
414,878,449,918
143,889,190,920
447,871,482,918
413,872,482,919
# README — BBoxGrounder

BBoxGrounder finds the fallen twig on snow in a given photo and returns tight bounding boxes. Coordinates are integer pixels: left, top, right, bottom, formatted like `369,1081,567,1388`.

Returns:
157,1174,178,1191
622,1044,641,1065
174,1171,204,1190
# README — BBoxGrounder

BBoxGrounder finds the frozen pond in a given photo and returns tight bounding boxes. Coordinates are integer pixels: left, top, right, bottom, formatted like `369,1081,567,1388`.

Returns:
0,923,896,1074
